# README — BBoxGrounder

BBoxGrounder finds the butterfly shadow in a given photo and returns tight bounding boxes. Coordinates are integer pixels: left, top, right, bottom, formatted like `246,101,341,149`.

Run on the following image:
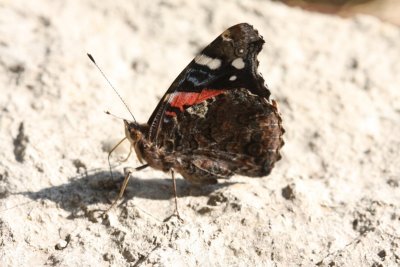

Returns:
18,168,235,217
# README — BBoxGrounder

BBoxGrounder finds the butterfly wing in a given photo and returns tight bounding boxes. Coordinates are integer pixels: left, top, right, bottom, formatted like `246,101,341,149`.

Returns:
147,23,270,143
168,88,284,184
146,23,284,184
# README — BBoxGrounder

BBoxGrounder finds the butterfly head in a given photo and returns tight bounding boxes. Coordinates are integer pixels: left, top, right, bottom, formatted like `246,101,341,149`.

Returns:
124,120,146,145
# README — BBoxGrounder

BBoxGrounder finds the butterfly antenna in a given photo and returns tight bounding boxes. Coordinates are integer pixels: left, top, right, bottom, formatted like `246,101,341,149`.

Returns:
104,110,125,120
87,53,137,123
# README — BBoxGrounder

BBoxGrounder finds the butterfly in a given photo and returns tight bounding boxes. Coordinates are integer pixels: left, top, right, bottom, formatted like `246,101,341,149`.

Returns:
90,23,284,219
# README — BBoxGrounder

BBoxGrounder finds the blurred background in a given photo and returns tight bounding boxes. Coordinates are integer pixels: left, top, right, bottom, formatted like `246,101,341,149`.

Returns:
277,0,400,25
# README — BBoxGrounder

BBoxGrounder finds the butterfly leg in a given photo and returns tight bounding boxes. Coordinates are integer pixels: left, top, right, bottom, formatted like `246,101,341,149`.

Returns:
105,164,148,213
171,169,181,219
107,137,127,179
118,145,132,162
163,169,184,222
108,137,134,164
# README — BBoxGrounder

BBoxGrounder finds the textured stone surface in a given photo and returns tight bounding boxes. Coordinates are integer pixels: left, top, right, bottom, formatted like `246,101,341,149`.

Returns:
0,1,399,266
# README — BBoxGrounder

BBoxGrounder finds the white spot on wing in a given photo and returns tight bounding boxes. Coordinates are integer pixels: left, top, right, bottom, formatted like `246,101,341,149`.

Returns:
229,75,237,81
194,54,222,70
232,58,245,69
187,102,208,118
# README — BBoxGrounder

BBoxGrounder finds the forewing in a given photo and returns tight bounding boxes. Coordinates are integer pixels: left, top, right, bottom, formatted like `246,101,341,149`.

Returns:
147,23,270,144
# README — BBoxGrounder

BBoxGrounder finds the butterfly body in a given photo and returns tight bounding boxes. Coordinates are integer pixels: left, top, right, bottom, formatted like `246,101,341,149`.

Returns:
125,23,284,185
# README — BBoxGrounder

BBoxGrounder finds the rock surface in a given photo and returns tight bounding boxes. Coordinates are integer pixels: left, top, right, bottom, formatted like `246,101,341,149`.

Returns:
1,0,399,266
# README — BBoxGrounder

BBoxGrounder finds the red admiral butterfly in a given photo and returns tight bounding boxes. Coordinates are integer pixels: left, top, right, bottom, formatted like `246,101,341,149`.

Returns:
90,23,284,218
